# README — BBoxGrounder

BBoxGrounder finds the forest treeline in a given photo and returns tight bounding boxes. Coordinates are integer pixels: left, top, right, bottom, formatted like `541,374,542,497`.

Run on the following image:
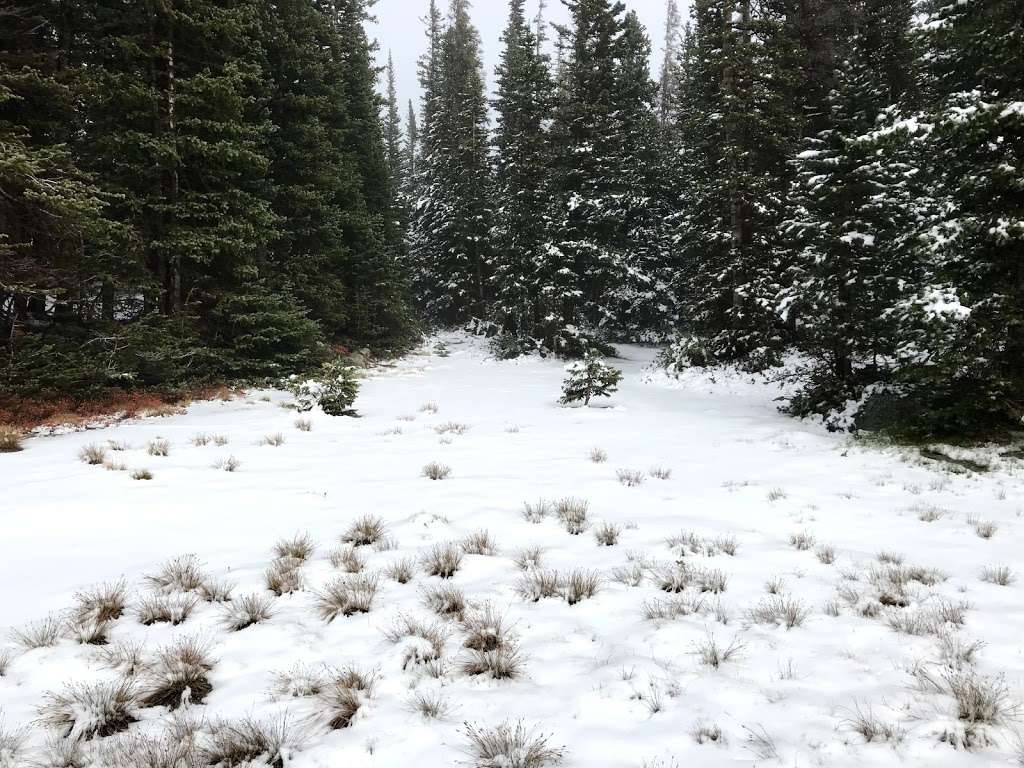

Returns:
2,0,1021,438
1,0,414,401
403,0,1022,438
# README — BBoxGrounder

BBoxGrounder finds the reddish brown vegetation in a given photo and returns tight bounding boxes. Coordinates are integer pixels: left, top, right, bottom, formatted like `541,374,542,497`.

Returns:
0,384,241,431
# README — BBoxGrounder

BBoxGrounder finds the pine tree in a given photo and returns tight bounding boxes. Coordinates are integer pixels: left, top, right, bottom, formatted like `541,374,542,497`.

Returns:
411,0,492,325
890,0,1024,436
606,11,678,339
546,0,628,354
656,0,683,126
780,4,924,421
490,0,555,351
666,0,804,368
383,53,405,212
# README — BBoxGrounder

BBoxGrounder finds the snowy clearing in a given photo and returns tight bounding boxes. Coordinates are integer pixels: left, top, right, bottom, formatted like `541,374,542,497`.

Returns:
1,335,1022,767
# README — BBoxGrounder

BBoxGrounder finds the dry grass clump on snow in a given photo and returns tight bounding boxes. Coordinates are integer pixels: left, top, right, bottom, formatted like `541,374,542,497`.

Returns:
594,522,621,546
513,546,545,571
642,595,706,621
649,466,672,480
273,532,315,562
462,721,565,768
145,555,206,593
434,421,470,435
967,515,998,539
384,614,448,668
421,583,467,620
294,417,313,432
745,596,809,629
95,730,201,768
73,579,128,624
329,546,366,573
458,642,526,680
191,433,212,446
420,401,440,414
692,722,725,745
693,633,744,668
460,604,513,653
789,531,816,550
422,543,464,578
259,432,286,447
221,593,275,631
315,666,378,730
838,702,906,744
265,557,304,596
11,616,63,650
146,438,170,457
138,637,215,710
522,499,552,523
816,545,836,565
0,723,26,766
201,715,298,767
885,599,968,636
563,569,602,605
38,680,138,740
0,648,15,676
198,577,234,603
588,447,608,463
514,569,564,602
665,531,737,557
130,468,154,481
980,565,1015,586
96,641,148,677
78,444,107,465
104,459,128,472
137,594,198,626
616,468,645,487
408,690,452,720
461,529,498,556
385,557,416,584
212,455,241,472
422,461,452,480
314,574,379,620
270,663,325,699
342,515,387,547
0,425,22,453
555,497,589,535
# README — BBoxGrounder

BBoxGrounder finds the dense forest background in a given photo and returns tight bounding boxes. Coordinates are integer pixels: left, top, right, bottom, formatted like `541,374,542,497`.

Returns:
1,0,1021,439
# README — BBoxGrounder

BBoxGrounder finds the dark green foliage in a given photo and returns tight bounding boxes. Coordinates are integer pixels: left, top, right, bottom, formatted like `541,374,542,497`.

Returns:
490,0,555,349
1,0,414,402
289,360,360,417
410,0,493,325
560,354,623,406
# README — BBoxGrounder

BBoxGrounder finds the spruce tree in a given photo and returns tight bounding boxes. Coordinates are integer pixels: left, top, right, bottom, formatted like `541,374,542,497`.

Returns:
780,6,924,421
411,0,492,325
490,0,555,351
666,0,804,368
891,0,1024,436
606,11,678,339
546,0,628,354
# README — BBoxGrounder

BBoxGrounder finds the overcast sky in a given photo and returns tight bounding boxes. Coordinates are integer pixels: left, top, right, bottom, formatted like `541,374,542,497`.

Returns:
368,0,681,113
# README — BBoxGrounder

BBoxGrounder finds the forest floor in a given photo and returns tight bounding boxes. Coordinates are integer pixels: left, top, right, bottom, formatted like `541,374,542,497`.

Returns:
1,333,1022,767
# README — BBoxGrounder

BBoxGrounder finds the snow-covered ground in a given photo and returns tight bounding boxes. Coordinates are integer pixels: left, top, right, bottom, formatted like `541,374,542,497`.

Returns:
1,334,1022,767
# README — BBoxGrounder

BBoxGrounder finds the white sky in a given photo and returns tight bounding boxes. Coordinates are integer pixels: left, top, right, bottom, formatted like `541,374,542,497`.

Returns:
369,0,682,113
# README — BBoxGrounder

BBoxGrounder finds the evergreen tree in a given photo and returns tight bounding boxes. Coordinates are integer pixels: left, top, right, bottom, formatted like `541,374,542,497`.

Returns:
490,0,555,350
779,4,924,421
546,0,628,354
666,0,804,368
890,0,1024,436
606,11,678,339
411,0,492,324
656,0,683,126
383,52,405,211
